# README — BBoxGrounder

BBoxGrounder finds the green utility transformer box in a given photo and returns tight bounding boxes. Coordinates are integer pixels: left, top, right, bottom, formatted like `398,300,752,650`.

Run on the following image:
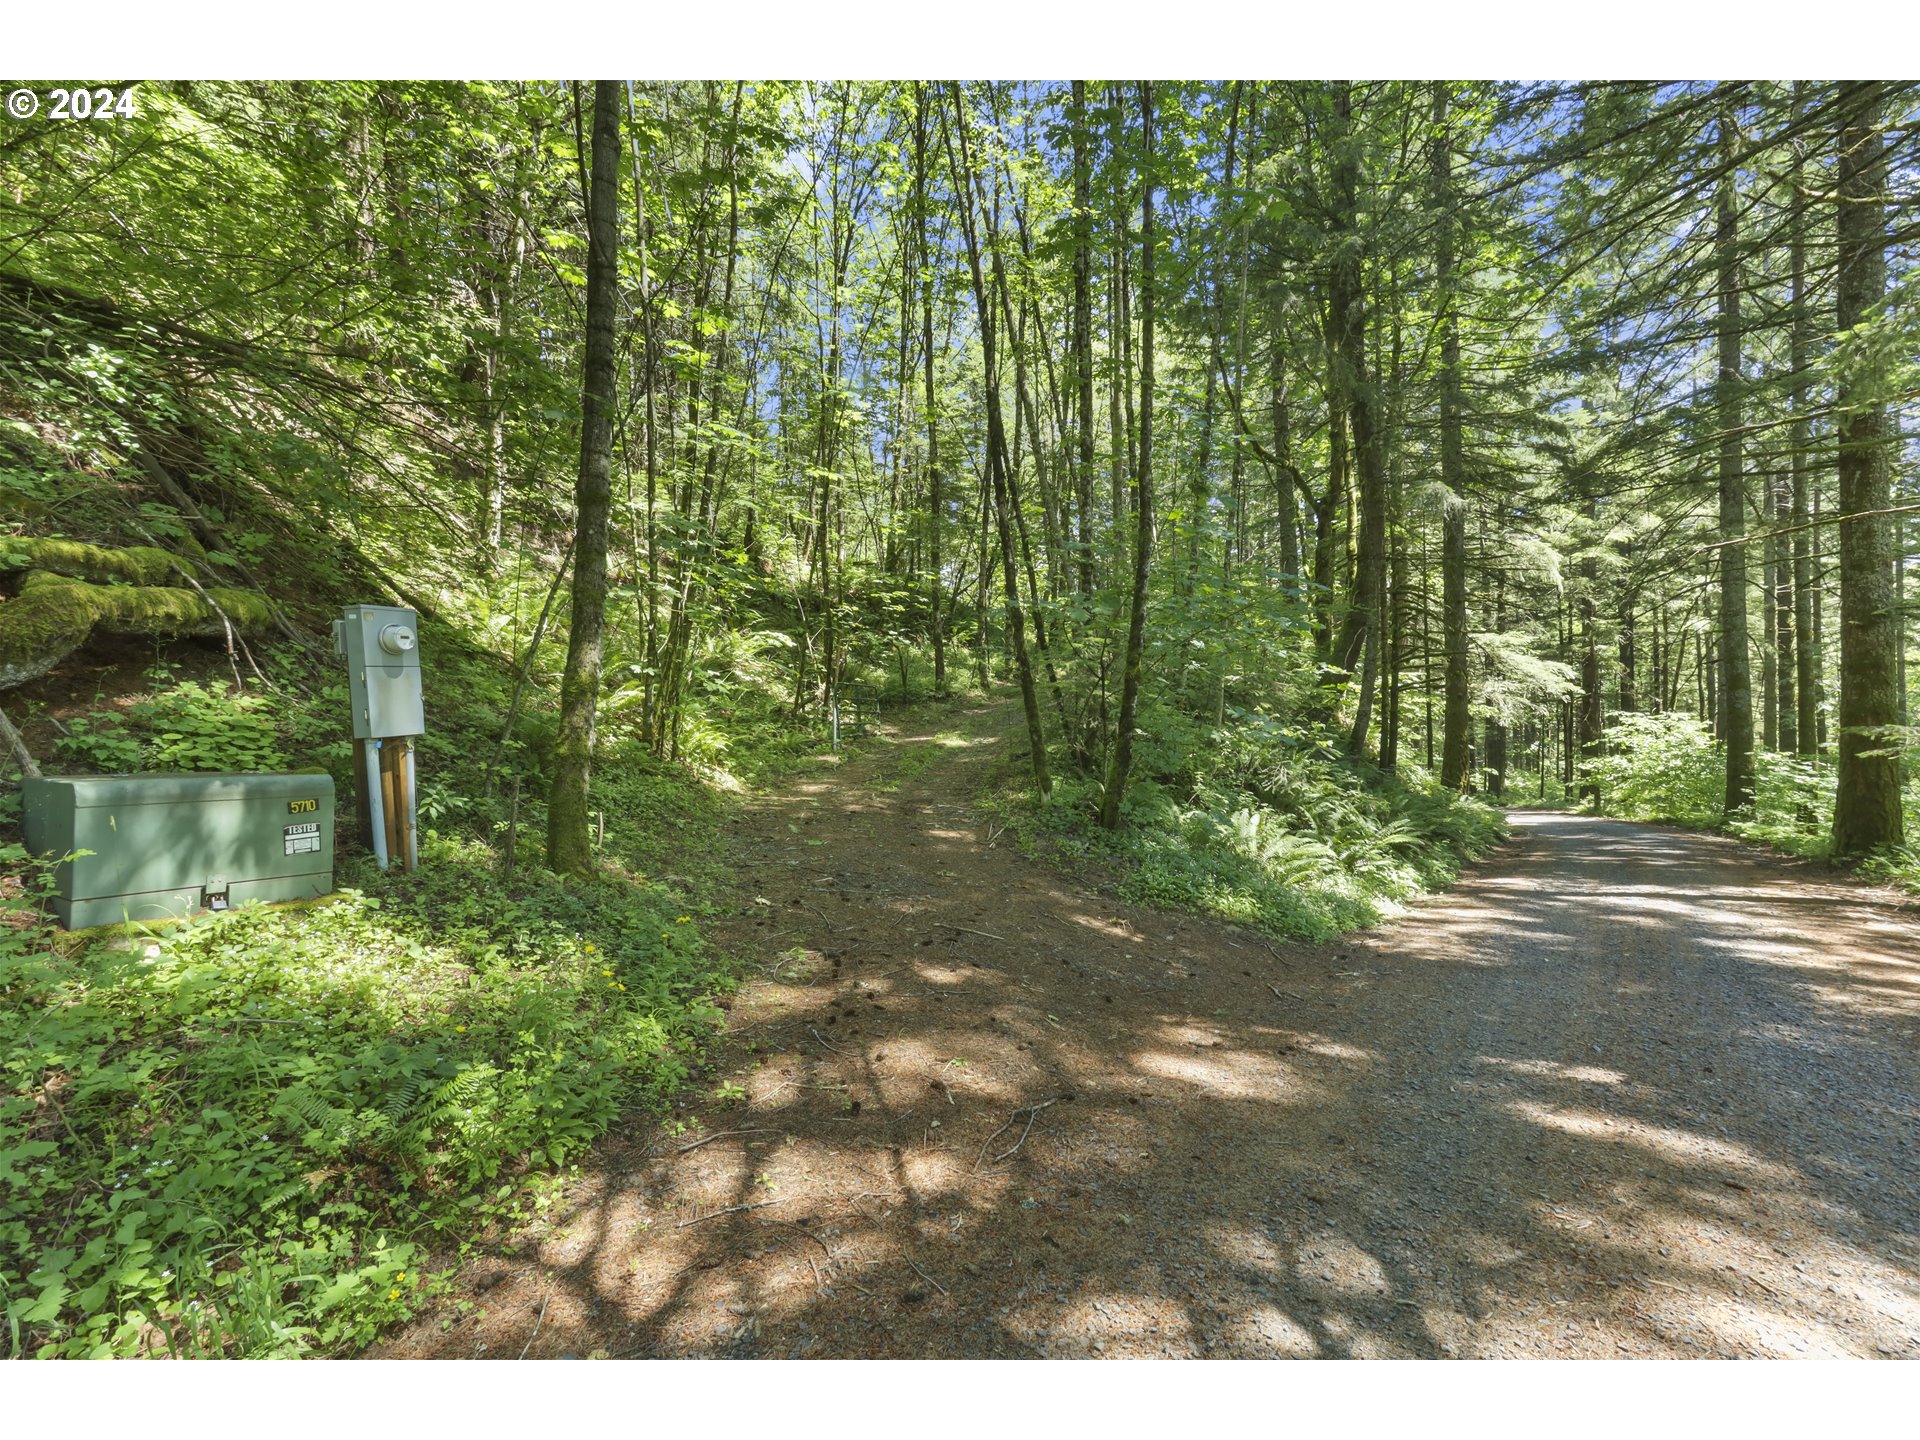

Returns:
21,773,335,930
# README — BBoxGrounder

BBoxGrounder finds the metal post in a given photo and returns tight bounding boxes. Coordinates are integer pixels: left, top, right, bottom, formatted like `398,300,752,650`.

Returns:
364,738,389,871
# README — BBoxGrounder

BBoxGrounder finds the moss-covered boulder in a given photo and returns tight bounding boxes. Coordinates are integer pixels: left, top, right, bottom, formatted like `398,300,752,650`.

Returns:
0,536,184,586
1,567,275,689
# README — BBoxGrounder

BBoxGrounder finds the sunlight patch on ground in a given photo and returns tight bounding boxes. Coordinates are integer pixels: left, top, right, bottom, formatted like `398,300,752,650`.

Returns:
1479,1056,1630,1086
1294,1226,1392,1299
1129,1041,1312,1102
846,1035,1027,1106
1503,1099,1797,1182
1006,1287,1198,1357
1222,1303,1319,1356
1208,1221,1287,1272
1066,912,1144,943
1799,972,1920,1020
911,962,978,986
1286,1034,1379,1065
1638,1292,1876,1359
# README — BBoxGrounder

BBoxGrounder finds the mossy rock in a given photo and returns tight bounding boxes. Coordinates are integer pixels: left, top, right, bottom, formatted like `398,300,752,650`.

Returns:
1,571,274,688
0,536,182,585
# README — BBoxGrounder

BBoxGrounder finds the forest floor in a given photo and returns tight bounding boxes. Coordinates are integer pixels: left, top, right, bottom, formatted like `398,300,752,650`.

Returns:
376,696,1920,1359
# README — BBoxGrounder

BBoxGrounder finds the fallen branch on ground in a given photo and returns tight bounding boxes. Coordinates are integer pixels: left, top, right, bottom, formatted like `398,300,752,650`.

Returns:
517,1282,552,1360
677,1128,774,1154
676,1200,778,1229
907,1256,948,1295
971,1097,1061,1173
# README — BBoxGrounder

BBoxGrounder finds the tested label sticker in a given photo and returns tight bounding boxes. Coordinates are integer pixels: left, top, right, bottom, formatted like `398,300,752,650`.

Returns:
284,821,321,855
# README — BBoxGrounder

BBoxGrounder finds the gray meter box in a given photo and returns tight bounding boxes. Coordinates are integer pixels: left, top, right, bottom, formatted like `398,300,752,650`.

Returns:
332,604,423,739
21,773,335,930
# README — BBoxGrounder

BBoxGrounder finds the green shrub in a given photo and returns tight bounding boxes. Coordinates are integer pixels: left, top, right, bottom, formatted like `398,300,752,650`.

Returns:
131,678,285,771
50,675,287,775
51,713,144,771
1581,711,1722,824
1860,838,1920,894
1728,750,1837,854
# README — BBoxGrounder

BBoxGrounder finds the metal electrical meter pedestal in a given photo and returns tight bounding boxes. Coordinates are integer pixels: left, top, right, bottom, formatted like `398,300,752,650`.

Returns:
332,604,425,872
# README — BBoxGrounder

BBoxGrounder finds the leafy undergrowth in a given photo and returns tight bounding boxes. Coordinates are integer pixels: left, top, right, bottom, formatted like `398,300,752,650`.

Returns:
985,702,1506,941
1,780,735,1358
2,597,969,1358
1581,711,1920,890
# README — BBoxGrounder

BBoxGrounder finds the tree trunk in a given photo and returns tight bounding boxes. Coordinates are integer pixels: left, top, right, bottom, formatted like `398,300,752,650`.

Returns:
915,86,947,695
1381,295,1406,770
1580,547,1602,798
1716,88,1756,814
1619,584,1638,713
1433,86,1472,791
1487,576,1509,794
945,83,1049,797
1270,343,1302,592
1777,467,1798,753
1328,83,1388,756
1071,81,1097,597
1100,82,1156,830
1790,81,1819,757
1831,80,1905,856
548,80,621,878
1762,471,1778,751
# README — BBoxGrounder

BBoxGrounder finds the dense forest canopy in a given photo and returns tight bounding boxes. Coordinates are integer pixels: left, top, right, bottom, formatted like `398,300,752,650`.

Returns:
2,74,1919,1361
7,79,1912,852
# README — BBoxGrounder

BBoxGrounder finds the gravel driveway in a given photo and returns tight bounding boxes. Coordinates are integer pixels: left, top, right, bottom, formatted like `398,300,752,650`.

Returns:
380,706,1920,1360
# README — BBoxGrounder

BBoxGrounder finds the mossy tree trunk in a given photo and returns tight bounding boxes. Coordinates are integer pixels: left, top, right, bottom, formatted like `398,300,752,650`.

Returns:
547,81,621,879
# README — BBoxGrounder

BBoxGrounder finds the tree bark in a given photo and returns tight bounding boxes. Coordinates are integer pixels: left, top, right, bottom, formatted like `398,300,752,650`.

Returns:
1762,470,1778,751
1433,85,1472,792
945,83,1049,797
547,80,621,878
1486,576,1509,794
914,86,948,694
1715,88,1756,814
1790,82,1819,758
1831,81,1905,856
1071,80,1097,597
1327,82,1388,756
1100,82,1156,830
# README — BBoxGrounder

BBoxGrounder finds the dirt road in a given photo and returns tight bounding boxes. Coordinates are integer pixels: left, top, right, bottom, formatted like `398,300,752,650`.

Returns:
381,699,1920,1359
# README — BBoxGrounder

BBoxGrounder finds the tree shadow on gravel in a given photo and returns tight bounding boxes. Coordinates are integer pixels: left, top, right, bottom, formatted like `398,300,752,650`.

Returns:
374,745,1920,1360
